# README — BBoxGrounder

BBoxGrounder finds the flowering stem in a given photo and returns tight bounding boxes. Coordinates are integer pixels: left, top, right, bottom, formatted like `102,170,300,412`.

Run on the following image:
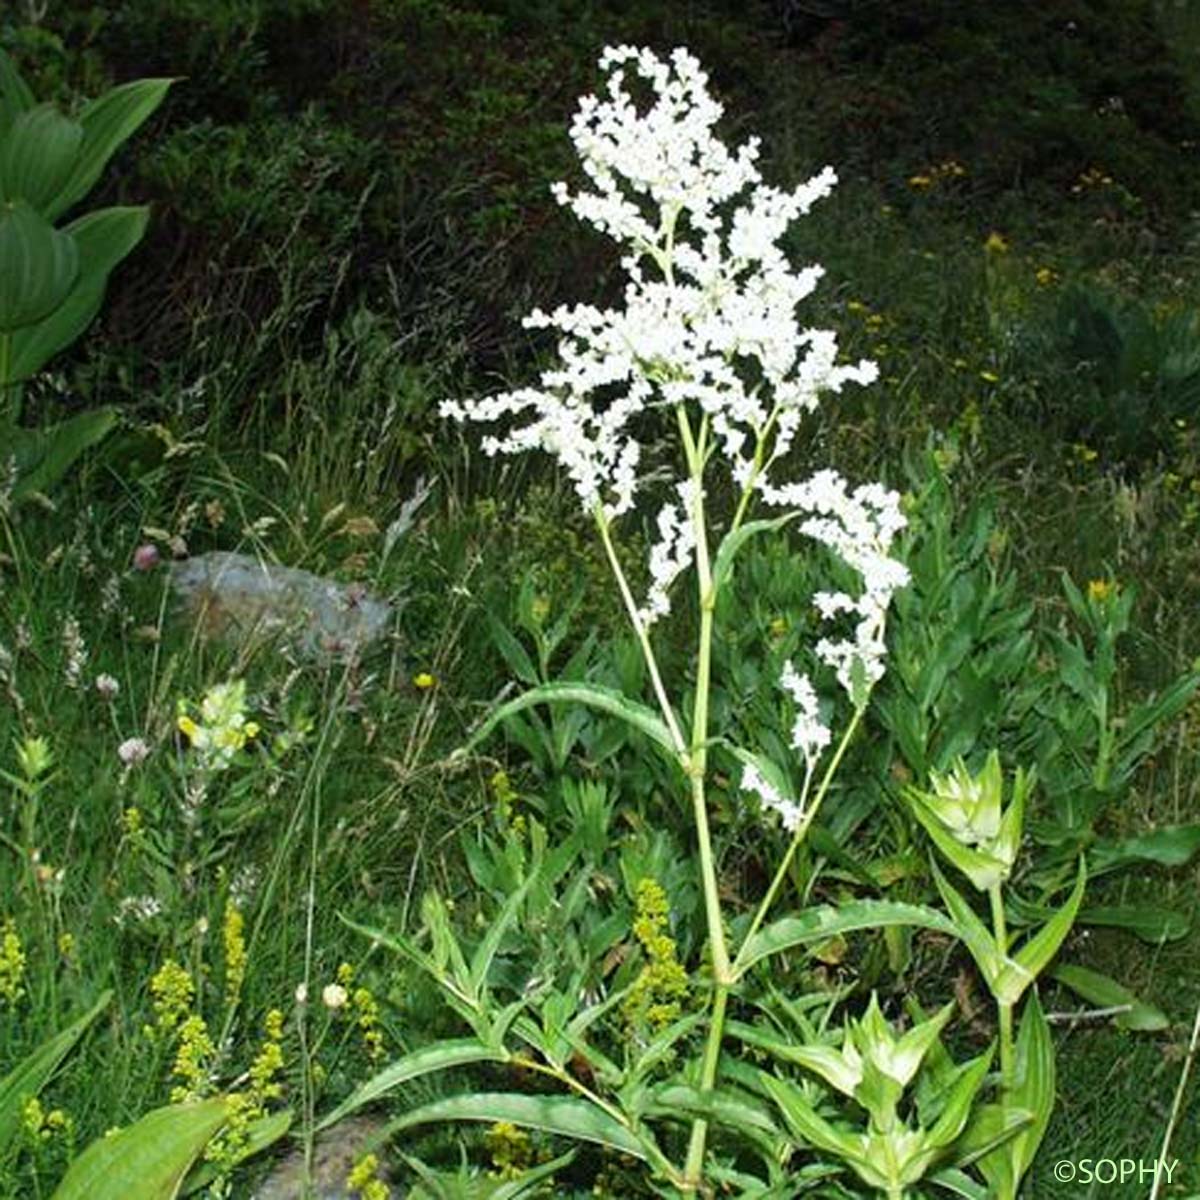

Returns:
594,508,689,758
677,405,735,1192
731,705,865,978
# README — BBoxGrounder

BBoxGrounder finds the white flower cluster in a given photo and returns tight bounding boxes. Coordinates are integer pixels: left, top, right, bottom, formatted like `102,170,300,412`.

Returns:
439,44,876,518
741,762,805,833
639,478,699,626
760,470,909,702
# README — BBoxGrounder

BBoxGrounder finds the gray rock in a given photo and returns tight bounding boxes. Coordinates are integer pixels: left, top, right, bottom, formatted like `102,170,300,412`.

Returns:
168,552,392,664
252,1115,396,1199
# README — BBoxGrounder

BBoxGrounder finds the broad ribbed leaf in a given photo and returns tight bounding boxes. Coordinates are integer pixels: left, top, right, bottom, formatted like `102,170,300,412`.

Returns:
0,990,110,1155
380,1092,646,1159
1050,963,1168,1031
8,206,148,381
734,900,956,979
43,78,174,222
453,681,680,762
0,199,77,333
0,104,82,210
315,1040,510,1132
10,407,118,500
0,50,35,117
51,1098,228,1200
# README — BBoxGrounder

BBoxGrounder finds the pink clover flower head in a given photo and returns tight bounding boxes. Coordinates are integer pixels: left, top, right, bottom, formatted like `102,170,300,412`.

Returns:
132,543,160,572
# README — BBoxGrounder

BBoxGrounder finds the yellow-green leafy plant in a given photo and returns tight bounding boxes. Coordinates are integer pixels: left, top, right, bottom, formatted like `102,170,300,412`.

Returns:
0,48,173,499
907,752,1083,1200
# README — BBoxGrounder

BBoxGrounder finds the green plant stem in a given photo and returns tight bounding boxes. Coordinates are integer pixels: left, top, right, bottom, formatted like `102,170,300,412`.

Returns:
677,406,735,1193
594,508,688,758
989,884,1015,1096
732,706,865,978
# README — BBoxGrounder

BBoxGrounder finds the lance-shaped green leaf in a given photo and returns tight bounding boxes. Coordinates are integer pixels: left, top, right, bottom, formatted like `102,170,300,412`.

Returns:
1,104,82,210
452,681,681,762
930,862,1030,1005
0,990,111,1156
735,899,957,978
758,1072,866,1166
0,199,78,332
8,205,149,383
469,871,537,997
380,1092,648,1160
1050,963,1169,1031
43,77,175,222
949,1103,1033,1169
977,989,1056,1200
51,1097,228,1200
924,1047,993,1151
316,1039,511,1132
711,512,800,594
1010,858,1085,983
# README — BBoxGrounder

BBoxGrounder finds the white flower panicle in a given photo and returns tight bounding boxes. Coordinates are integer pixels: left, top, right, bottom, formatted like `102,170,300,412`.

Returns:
639,478,699,626
741,762,804,833
759,470,909,702
438,44,876,518
779,660,831,771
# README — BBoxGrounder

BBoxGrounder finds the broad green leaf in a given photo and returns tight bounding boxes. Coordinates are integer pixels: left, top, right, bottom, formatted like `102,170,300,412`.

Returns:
1,104,82,211
380,1092,647,1159
0,49,35,117
9,407,118,500
1008,991,1056,1178
44,77,175,222
712,512,799,594
179,1108,293,1195
0,990,111,1155
52,1097,228,1200
923,1049,992,1151
1050,963,1169,1031
1117,674,1200,761
316,1040,511,1132
735,900,957,978
452,681,680,763
1089,825,1200,876
645,1083,784,1140
0,199,78,333
9,205,148,382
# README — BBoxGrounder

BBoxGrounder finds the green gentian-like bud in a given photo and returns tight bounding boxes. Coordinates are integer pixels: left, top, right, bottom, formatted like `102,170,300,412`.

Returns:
905,750,1032,891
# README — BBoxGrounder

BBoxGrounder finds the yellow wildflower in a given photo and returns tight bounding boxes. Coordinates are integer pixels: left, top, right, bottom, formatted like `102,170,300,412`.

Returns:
487,1121,533,1179
146,958,195,1042
1072,443,1099,463
623,879,689,1034
223,902,247,1009
1087,579,1115,603
0,919,26,1005
1035,266,1059,287
907,174,933,190
983,231,1009,255
979,370,1000,384
169,1013,215,1102
412,672,435,689
347,1152,390,1200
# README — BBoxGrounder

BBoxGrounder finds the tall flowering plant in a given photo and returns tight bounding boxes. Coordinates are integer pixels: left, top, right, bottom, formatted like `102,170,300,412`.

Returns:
333,47,1070,1198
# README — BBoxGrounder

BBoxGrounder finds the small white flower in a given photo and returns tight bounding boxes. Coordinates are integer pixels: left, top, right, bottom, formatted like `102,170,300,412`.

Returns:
741,763,804,832
322,983,348,1010
295,983,309,1006
95,673,120,701
117,737,150,767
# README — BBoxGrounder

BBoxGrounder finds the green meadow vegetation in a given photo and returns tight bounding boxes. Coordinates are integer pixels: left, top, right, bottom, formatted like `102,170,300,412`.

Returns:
2,1,1200,1196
